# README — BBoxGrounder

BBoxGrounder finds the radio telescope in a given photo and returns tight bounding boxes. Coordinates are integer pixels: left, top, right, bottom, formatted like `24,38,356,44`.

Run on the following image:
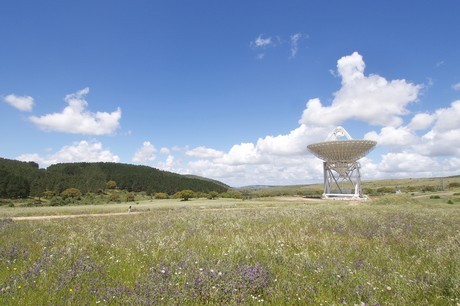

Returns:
307,126,377,200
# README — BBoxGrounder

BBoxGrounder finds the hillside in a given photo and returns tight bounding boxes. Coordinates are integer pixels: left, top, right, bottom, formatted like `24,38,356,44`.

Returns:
0,157,228,198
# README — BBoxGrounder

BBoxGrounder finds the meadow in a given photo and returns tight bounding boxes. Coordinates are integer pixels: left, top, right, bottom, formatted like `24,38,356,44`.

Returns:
1,195,459,305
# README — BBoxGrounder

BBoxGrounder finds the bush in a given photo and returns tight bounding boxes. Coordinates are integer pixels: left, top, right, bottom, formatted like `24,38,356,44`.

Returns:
50,196,65,206
174,190,195,201
421,186,436,192
106,180,117,189
154,192,169,199
60,188,82,200
109,193,121,203
447,199,454,204
207,191,219,200
126,192,135,202
430,195,441,199
376,186,394,194
42,190,55,199
220,190,242,199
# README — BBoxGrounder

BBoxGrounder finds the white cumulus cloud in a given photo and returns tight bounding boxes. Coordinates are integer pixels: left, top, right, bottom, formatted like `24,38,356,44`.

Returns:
256,124,330,156
160,147,171,155
452,82,460,91
407,113,435,131
364,126,419,147
300,52,422,127
132,141,157,163
29,87,121,135
3,94,34,111
186,146,224,158
379,152,438,173
16,140,119,168
216,143,266,165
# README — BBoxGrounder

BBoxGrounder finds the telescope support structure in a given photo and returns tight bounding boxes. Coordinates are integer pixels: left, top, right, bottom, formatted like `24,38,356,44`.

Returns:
323,161,366,200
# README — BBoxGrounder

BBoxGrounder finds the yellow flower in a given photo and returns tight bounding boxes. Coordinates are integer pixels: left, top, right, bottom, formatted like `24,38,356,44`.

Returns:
69,288,73,292
18,285,21,289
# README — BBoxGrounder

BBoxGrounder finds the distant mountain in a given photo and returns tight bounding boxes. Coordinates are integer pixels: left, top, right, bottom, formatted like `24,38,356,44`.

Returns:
237,185,281,189
0,157,228,198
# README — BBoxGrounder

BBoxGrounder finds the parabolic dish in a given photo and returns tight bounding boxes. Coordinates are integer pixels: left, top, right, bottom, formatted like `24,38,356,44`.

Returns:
307,140,377,162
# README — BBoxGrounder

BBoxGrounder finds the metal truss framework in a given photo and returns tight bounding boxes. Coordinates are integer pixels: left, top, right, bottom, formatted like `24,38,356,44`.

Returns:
323,161,364,199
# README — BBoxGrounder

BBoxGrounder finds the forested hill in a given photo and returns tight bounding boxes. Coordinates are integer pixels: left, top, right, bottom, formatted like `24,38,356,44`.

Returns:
0,157,229,198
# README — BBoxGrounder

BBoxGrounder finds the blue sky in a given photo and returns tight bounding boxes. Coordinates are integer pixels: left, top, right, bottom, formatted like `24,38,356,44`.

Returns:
1,1,460,186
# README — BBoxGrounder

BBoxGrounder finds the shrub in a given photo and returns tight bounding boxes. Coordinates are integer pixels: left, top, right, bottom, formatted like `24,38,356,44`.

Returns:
376,186,395,194
126,192,135,202
220,190,242,199
50,196,65,206
42,190,55,199
207,191,219,200
109,193,121,203
430,195,441,199
60,188,82,200
421,186,436,192
106,180,117,189
447,199,454,204
154,192,169,199
175,190,195,201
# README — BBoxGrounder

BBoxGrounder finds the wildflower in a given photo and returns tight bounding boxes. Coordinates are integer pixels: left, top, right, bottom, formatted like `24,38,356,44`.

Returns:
387,286,392,291
17,285,22,289
69,288,73,292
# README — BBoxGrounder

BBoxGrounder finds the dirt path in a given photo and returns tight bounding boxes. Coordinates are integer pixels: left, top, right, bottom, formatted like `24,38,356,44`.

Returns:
12,211,142,221
271,196,320,202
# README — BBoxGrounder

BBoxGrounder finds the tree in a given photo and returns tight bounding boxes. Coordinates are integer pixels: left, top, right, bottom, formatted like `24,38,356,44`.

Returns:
207,191,219,200
0,170,30,199
6,176,30,198
176,190,195,201
60,188,82,199
106,180,117,189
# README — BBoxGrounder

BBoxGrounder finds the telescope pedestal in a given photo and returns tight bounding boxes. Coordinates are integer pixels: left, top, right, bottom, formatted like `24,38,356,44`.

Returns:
322,161,367,200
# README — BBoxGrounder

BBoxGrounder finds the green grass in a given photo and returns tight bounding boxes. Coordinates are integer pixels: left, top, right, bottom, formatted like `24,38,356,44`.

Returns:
1,195,459,305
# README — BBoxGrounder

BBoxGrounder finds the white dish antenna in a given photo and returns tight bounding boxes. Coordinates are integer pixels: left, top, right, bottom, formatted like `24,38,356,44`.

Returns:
307,126,377,200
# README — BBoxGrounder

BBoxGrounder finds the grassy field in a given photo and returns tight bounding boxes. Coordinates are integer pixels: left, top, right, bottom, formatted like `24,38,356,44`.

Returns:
234,176,460,199
1,195,459,305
